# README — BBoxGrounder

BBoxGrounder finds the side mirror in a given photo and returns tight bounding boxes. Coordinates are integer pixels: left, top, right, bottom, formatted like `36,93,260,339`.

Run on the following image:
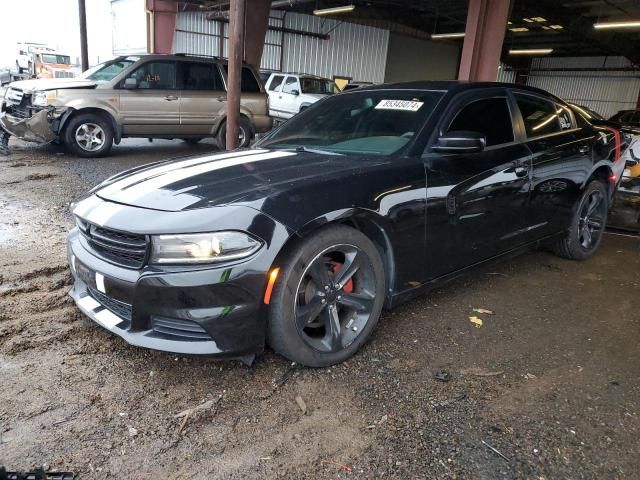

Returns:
291,89,300,96
123,77,138,89
432,131,486,153
627,148,639,168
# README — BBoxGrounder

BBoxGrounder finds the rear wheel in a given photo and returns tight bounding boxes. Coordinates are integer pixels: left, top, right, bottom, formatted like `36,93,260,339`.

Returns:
552,180,608,260
216,117,253,150
268,225,385,367
64,113,113,158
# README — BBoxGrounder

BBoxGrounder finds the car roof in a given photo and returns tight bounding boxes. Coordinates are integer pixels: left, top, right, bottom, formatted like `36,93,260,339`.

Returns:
117,54,254,67
269,72,332,81
360,80,552,95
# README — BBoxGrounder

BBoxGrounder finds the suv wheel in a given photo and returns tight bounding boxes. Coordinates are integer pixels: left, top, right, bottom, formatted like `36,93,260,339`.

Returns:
64,113,114,158
552,180,608,260
216,117,253,150
267,225,385,367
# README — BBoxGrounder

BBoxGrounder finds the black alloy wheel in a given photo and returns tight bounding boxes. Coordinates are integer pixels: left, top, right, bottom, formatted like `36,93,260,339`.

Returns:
552,180,609,260
578,188,606,250
268,225,385,367
294,244,376,353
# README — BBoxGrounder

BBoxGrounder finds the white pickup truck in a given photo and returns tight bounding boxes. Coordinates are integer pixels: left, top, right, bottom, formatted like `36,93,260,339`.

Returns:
264,72,334,120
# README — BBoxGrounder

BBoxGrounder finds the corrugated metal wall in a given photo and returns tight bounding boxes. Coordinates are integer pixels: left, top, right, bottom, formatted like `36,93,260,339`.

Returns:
496,64,516,83
525,56,640,118
173,10,389,83
281,12,389,82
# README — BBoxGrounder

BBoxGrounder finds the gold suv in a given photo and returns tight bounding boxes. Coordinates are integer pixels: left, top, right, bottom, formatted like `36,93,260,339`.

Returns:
0,54,272,157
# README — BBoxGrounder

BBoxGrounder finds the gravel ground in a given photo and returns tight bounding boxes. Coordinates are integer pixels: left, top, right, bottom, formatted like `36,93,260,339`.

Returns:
1,138,639,479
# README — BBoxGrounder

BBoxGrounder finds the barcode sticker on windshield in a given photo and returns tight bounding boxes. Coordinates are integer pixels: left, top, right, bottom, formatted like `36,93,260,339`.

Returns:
375,100,424,111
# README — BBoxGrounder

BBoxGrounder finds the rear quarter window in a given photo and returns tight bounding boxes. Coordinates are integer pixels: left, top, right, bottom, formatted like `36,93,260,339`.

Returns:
223,65,262,92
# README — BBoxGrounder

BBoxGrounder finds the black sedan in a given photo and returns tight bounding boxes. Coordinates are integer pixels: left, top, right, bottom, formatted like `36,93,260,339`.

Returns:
68,81,625,367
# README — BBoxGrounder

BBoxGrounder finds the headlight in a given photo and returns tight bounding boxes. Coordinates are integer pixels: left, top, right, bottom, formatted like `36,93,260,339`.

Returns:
32,90,55,107
149,232,262,265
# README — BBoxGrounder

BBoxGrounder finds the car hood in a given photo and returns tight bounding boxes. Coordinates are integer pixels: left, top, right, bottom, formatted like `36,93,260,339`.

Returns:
8,78,97,93
94,148,377,212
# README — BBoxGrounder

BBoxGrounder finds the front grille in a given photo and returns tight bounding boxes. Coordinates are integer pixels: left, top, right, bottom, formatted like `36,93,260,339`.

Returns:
54,71,74,78
151,316,212,341
88,286,132,322
79,221,148,268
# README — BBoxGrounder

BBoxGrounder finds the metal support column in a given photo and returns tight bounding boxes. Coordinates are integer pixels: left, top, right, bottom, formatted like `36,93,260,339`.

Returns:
226,0,246,150
78,0,89,72
458,0,510,82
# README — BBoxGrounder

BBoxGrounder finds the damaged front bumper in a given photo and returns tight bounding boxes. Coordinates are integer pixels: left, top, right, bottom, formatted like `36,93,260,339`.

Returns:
0,108,59,144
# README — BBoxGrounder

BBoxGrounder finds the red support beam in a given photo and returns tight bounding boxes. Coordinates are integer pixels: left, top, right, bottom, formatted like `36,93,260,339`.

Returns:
226,0,246,150
146,0,177,54
458,0,511,82
244,0,272,71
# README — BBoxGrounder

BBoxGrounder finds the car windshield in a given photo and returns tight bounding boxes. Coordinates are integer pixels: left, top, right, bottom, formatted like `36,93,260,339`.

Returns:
300,77,334,94
83,57,139,83
257,90,444,156
40,54,70,65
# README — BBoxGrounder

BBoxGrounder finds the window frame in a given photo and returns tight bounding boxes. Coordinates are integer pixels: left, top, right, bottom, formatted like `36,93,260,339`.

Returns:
179,61,224,91
510,90,580,141
119,60,179,90
444,95,517,149
431,89,517,152
282,75,301,95
267,74,285,92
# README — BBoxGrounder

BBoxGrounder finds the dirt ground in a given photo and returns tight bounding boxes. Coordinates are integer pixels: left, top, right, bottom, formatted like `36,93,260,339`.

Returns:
1,138,639,479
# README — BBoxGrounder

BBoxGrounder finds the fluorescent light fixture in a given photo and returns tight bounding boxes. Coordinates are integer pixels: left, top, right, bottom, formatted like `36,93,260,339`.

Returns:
594,20,640,30
313,4,355,15
523,17,534,23
431,32,466,39
510,27,530,32
550,24,564,29
509,48,554,55
531,17,547,22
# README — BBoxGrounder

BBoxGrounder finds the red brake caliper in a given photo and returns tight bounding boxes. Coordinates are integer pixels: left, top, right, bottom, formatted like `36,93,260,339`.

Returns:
330,261,354,293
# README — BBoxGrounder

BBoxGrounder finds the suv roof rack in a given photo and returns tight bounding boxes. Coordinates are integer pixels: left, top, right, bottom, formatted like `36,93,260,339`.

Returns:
174,53,221,60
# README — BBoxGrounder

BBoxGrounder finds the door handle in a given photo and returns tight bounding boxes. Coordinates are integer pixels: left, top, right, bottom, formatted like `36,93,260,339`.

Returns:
514,166,529,178
216,96,227,102
164,95,178,101
578,145,591,154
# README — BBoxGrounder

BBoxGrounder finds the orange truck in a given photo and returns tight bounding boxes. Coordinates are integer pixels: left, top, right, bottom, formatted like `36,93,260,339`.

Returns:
16,43,75,79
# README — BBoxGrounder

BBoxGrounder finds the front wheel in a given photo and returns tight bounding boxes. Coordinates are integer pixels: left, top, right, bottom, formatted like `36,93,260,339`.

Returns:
64,113,114,158
267,225,385,367
552,180,608,260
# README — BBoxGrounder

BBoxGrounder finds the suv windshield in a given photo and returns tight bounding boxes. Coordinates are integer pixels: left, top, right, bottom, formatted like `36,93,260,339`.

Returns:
301,77,334,94
258,90,444,156
83,57,139,83
40,54,70,65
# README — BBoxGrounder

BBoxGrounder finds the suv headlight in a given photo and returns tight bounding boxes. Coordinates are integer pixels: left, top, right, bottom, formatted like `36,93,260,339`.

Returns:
32,90,56,107
149,232,262,265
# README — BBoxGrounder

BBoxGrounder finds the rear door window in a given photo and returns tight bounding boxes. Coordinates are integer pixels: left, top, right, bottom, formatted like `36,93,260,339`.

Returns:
268,75,285,92
514,93,562,137
182,62,224,90
447,97,514,147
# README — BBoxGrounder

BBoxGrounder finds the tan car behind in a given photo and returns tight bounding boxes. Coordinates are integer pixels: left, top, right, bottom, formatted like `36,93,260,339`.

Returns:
0,54,272,157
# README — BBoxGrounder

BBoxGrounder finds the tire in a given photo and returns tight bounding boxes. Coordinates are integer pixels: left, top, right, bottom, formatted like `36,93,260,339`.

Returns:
552,180,608,260
216,116,253,150
267,225,385,367
64,113,114,158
